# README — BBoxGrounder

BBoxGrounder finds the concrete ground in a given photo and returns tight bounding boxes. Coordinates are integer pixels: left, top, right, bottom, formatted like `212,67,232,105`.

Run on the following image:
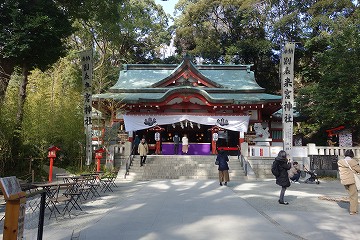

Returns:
22,176,358,240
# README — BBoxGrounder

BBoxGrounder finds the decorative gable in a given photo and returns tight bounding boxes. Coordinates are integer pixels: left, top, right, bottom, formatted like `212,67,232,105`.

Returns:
151,57,222,88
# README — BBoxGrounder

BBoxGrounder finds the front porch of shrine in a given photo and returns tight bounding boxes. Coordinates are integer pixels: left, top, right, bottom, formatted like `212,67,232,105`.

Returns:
133,121,245,156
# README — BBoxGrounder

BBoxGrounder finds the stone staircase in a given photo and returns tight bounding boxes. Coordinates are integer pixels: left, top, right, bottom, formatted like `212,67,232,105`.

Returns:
123,155,246,181
247,157,274,178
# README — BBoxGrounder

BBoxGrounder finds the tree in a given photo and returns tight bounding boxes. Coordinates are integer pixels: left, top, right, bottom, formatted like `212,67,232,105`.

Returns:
69,0,172,94
296,8,360,142
0,53,85,175
0,59,15,106
298,0,356,86
0,0,73,157
173,0,278,92
22,54,84,167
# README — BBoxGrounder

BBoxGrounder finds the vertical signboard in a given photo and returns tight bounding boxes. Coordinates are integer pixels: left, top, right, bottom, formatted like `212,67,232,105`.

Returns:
281,43,295,157
0,177,26,240
81,50,93,165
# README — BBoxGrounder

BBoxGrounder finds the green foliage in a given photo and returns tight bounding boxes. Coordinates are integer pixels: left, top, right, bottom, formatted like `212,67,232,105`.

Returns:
296,9,360,142
22,55,84,165
0,0,73,71
70,0,172,94
0,0,174,177
173,0,278,91
175,0,360,142
0,54,84,177
0,0,75,162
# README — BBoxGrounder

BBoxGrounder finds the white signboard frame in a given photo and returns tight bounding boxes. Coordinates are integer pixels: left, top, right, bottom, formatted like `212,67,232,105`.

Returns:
281,43,295,158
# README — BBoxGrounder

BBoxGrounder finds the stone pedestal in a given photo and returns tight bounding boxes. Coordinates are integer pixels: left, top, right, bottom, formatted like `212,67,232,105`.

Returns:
253,138,272,146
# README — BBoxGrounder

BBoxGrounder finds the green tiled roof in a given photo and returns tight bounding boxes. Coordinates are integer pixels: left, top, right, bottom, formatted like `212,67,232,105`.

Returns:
97,60,281,103
110,61,263,91
93,91,281,103
110,68,175,90
199,68,261,90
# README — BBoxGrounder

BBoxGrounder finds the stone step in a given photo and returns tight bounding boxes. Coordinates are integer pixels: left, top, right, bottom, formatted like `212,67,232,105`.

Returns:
129,165,242,169
122,155,246,181
140,170,244,175
125,173,245,179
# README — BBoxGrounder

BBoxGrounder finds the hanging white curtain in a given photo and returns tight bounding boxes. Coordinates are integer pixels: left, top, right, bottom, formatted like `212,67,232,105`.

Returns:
123,114,250,132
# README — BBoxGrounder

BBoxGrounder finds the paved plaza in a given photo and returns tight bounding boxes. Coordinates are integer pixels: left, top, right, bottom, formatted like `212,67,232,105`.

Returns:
32,177,359,240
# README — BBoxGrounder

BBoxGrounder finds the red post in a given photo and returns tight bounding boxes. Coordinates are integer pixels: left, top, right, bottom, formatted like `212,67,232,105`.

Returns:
49,157,54,182
155,141,161,155
48,146,60,182
155,132,161,155
95,148,105,172
96,158,101,172
211,130,218,155
239,132,245,149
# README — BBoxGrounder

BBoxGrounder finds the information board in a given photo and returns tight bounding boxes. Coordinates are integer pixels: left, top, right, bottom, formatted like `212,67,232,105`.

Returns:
0,176,25,240
0,176,22,199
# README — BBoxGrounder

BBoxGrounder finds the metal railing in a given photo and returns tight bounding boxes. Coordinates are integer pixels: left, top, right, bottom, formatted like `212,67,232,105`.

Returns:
124,145,136,178
0,189,46,240
239,154,247,176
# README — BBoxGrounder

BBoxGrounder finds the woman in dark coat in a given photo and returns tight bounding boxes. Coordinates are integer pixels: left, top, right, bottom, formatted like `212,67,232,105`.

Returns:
275,150,291,205
216,150,230,186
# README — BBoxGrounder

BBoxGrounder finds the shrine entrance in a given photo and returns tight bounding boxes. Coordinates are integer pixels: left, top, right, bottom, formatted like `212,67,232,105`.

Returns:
133,121,242,156
93,56,283,154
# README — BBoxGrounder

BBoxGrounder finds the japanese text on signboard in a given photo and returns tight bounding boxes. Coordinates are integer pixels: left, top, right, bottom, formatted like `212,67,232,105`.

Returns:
281,43,295,155
81,50,93,165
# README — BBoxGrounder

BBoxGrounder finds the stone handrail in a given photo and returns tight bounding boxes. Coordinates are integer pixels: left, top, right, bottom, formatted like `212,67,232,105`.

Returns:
244,142,360,158
312,146,360,158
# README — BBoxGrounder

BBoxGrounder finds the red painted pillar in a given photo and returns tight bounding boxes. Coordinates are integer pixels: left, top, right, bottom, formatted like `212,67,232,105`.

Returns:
212,130,218,155
155,141,161,155
239,132,245,147
96,157,101,172
155,131,161,155
48,157,54,182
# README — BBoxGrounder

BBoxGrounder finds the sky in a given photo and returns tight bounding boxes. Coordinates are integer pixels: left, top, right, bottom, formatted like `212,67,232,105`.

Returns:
155,0,178,17
155,0,179,57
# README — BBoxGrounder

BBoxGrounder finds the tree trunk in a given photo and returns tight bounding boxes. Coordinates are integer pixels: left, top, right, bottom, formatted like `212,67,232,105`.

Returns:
0,59,15,106
12,65,30,158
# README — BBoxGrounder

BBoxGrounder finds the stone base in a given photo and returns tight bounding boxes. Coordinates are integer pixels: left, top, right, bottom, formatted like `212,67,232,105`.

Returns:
253,138,272,146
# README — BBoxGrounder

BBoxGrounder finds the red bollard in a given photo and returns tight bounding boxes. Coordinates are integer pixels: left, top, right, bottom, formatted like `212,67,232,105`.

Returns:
95,148,105,172
48,146,60,182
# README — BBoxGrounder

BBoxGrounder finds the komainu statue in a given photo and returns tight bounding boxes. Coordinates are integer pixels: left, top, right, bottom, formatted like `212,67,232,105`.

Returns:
253,123,270,139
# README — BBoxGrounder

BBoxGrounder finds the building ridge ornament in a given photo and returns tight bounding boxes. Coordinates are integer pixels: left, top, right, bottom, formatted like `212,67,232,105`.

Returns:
151,58,222,88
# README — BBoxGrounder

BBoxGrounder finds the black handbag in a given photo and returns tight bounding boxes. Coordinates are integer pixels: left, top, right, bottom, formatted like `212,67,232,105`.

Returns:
215,159,219,165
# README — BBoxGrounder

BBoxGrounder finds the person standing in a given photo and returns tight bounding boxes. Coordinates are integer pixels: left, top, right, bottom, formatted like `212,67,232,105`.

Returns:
173,134,180,155
215,149,230,186
274,150,291,205
181,134,189,154
133,134,140,155
338,149,360,215
138,138,148,167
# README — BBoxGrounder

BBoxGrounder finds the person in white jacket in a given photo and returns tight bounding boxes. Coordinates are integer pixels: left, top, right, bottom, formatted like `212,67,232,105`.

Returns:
138,138,149,167
338,149,360,215
181,134,189,154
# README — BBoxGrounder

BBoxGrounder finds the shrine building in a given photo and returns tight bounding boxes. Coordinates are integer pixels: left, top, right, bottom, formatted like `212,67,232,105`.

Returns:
93,56,283,155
